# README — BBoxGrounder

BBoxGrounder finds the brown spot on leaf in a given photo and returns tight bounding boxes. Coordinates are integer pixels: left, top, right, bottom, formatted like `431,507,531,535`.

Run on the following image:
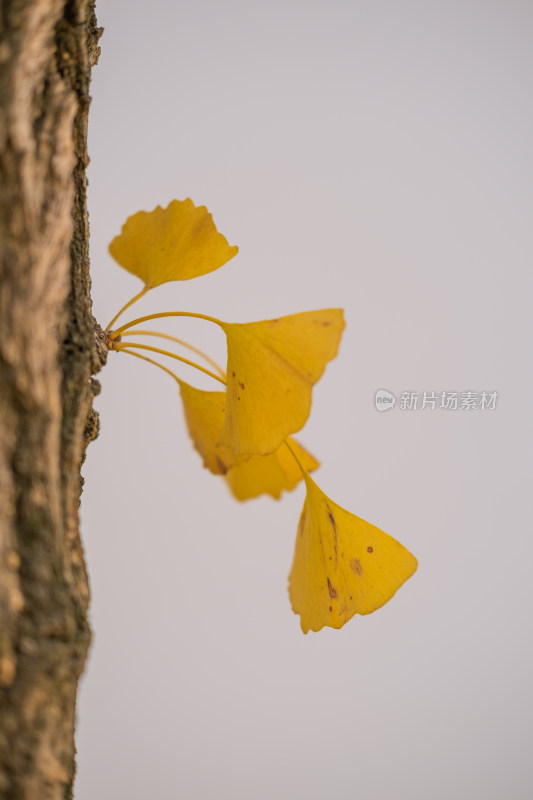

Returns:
326,504,338,561
232,371,236,377
239,381,245,390
350,558,363,576
329,606,333,612
367,546,374,553
215,455,228,474
327,578,337,599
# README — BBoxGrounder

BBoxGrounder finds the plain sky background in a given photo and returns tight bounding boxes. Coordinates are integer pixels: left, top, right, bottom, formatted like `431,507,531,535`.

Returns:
76,2,532,798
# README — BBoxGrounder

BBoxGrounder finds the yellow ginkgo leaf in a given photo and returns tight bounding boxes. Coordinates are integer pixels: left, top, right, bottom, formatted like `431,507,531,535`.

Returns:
226,439,319,501
218,309,345,457
178,381,236,475
109,198,238,288
288,473,417,633
178,380,318,499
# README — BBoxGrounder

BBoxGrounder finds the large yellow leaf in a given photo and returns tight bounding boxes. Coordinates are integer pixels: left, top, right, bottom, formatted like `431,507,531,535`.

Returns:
178,381,318,500
109,198,238,288
226,439,319,501
289,474,417,633
218,309,345,457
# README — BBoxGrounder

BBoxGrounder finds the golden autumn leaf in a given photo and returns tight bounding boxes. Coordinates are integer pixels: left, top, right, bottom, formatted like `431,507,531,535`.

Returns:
289,473,417,633
109,198,238,288
218,309,345,457
226,439,319,501
178,380,318,499
178,381,235,475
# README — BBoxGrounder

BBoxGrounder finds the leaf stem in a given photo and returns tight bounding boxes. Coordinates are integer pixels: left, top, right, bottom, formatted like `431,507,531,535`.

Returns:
118,348,182,385
112,341,226,386
109,310,223,339
283,439,307,477
106,287,149,331
119,329,226,377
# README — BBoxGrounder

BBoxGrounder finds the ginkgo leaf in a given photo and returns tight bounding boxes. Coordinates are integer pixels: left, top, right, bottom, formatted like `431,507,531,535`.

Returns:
178,380,318,499
218,309,345,457
178,381,235,475
225,439,319,501
109,198,238,288
288,473,417,633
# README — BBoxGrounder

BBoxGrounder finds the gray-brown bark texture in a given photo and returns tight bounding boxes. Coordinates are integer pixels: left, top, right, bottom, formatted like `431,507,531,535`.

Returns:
0,1,106,797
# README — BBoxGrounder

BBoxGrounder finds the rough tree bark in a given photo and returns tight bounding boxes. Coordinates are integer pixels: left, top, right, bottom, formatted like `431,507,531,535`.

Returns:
0,1,106,797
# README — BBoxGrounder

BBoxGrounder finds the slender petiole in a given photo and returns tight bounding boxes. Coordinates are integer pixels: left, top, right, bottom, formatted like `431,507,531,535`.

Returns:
119,348,182,385
119,329,226,378
112,341,226,386
109,310,223,339
106,287,149,331
283,439,307,477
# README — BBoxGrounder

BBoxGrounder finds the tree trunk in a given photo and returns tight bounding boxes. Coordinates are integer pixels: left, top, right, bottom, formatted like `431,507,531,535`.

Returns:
0,1,106,796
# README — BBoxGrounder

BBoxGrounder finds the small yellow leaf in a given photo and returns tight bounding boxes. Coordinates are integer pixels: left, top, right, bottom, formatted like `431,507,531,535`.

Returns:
178,380,318,499
218,309,345,457
226,439,319,501
109,198,238,288
289,474,417,633
178,381,235,475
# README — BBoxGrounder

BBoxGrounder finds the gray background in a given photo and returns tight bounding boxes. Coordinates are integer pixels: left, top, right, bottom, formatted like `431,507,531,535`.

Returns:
76,1,532,798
